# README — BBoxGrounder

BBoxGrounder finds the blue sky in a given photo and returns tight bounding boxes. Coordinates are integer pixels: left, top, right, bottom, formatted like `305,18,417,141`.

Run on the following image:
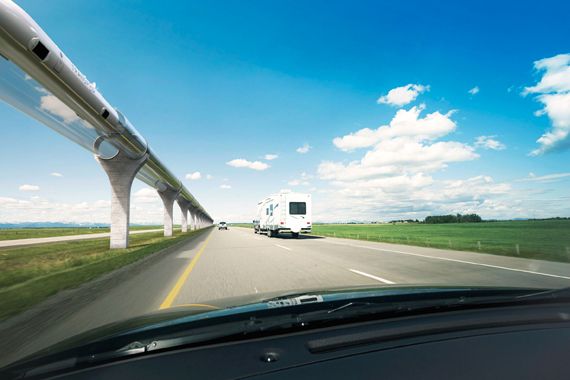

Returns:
1,0,569,223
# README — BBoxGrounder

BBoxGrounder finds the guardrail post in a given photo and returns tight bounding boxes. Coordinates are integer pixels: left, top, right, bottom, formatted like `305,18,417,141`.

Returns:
96,151,148,249
158,188,179,237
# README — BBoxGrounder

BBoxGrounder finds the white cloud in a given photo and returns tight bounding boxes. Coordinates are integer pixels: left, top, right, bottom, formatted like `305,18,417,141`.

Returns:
313,103,516,221
220,184,232,189
185,171,202,180
326,106,476,182
312,174,518,222
1,188,191,225
377,84,429,107
523,53,570,155
0,196,111,224
288,172,313,186
50,172,63,177
524,54,570,94
474,135,506,150
133,187,160,203
264,154,278,160
206,174,213,180
361,139,476,171
226,158,270,171
468,86,480,95
19,184,40,192
333,105,456,151
287,179,304,186
296,143,311,154
519,172,570,183
40,93,81,124
318,161,399,181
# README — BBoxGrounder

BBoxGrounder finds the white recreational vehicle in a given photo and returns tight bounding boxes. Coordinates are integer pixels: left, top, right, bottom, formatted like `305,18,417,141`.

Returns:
253,191,312,238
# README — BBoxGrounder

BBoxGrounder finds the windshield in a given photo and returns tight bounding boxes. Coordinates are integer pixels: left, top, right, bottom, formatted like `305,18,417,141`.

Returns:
289,202,307,215
1,0,570,370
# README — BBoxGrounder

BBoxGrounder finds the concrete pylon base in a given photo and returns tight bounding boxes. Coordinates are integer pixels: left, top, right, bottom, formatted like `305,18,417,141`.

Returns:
158,188,179,237
96,151,148,249
188,209,196,230
177,200,190,233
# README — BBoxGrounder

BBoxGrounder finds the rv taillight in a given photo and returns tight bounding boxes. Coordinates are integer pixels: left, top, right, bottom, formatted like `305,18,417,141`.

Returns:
280,221,284,225
307,222,311,224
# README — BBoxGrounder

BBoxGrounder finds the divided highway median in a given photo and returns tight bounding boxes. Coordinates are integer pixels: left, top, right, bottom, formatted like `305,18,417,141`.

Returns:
0,228,209,320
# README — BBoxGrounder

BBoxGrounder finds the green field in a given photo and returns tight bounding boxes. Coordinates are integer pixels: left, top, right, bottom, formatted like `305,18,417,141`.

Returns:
310,220,570,262
230,223,254,228
0,225,164,241
0,228,208,320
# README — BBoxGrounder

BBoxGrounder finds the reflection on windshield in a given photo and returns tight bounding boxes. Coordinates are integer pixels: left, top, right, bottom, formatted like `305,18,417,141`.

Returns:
0,58,103,152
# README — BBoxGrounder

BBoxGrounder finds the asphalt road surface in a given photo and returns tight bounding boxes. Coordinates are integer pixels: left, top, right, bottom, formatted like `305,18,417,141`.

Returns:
2,226,570,366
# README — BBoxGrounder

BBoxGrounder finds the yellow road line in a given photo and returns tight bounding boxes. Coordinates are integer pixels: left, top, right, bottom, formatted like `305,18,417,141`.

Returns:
159,232,213,310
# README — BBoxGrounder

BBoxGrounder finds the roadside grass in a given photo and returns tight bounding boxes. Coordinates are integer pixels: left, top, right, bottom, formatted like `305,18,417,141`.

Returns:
310,220,570,263
230,223,254,228
0,225,165,241
0,229,207,320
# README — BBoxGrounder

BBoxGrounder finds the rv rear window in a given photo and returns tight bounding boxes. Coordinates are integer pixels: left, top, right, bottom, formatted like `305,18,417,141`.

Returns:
289,202,306,215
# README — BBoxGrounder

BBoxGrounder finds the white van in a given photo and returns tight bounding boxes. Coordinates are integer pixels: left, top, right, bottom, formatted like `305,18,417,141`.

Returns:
254,191,312,238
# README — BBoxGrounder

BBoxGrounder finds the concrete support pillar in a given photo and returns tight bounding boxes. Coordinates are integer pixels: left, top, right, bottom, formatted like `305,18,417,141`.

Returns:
96,151,148,249
178,200,189,233
158,188,178,237
190,210,197,230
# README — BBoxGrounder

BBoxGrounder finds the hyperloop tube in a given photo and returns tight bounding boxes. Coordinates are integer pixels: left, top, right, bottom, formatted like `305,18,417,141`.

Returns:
0,0,210,218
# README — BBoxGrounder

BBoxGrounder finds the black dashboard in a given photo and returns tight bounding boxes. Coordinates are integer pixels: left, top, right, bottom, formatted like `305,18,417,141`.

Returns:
44,302,570,379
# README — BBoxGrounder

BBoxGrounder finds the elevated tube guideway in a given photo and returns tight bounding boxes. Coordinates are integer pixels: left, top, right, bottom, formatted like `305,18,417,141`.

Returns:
0,0,213,247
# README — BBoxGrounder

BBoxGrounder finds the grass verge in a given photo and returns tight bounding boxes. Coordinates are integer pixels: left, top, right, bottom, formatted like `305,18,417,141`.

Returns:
0,229,208,320
310,220,570,263
0,225,165,241
230,223,254,228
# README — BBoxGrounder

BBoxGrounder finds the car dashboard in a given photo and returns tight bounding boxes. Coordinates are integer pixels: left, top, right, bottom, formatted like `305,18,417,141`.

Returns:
24,301,570,379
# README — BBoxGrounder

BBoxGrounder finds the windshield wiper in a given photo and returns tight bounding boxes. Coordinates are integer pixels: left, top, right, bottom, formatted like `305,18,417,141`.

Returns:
514,286,570,301
86,297,472,363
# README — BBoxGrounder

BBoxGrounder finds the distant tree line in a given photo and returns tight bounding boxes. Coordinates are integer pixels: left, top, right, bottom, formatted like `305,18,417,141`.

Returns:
424,214,482,224
527,217,570,221
388,219,420,224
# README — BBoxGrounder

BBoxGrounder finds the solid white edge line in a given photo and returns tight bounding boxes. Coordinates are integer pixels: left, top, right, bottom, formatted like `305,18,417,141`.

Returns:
321,239,570,280
349,269,396,284
275,244,292,251
351,245,570,280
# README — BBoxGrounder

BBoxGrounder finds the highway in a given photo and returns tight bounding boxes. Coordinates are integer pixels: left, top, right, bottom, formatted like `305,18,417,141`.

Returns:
2,227,570,366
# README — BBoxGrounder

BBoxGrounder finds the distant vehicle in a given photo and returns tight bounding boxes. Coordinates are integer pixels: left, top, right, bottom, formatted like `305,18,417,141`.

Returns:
218,222,228,230
254,191,311,238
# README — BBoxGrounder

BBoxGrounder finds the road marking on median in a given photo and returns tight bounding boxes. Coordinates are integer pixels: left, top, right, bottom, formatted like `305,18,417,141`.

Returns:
349,269,395,284
274,244,292,251
322,240,570,281
159,232,213,310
